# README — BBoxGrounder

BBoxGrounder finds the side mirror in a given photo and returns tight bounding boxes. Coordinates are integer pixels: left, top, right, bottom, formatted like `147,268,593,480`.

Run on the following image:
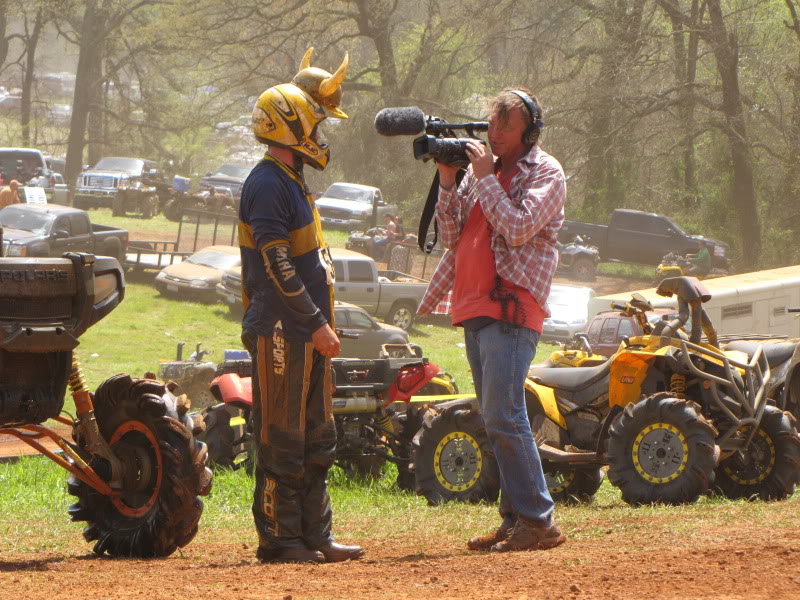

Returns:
377,200,386,207
205,172,212,177
147,169,158,176
52,229,70,239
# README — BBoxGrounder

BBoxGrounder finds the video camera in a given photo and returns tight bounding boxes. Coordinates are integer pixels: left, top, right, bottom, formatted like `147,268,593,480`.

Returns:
374,107,487,167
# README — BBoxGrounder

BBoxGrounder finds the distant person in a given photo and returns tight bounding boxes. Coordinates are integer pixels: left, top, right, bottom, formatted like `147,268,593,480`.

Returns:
0,180,21,208
688,240,711,277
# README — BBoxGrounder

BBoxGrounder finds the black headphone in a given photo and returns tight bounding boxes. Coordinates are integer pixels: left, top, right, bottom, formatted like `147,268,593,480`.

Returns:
508,90,544,144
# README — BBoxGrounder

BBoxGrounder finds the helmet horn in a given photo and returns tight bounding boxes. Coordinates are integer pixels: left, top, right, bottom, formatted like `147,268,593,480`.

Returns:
299,47,314,71
319,52,348,98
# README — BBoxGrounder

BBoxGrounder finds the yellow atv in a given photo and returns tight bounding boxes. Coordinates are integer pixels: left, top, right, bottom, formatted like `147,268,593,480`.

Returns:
527,277,800,505
535,333,608,369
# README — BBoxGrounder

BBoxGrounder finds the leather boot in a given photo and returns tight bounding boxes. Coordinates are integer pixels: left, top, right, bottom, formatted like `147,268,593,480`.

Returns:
467,509,516,551
317,541,365,562
490,517,566,553
257,545,325,564
467,522,514,551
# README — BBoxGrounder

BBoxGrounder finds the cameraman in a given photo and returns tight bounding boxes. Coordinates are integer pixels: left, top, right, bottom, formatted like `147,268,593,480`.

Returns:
418,88,566,553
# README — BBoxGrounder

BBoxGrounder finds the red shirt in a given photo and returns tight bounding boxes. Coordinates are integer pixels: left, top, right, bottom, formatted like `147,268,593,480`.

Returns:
451,166,545,332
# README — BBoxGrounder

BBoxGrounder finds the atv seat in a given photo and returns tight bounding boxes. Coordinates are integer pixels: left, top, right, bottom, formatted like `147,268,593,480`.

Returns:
528,360,612,393
723,340,797,367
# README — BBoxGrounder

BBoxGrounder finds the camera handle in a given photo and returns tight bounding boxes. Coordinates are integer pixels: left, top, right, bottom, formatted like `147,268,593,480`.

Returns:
417,168,465,253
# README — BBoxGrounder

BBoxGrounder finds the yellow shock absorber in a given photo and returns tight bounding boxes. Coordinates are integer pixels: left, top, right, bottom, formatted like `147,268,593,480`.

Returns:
670,373,686,399
68,356,95,415
375,413,395,435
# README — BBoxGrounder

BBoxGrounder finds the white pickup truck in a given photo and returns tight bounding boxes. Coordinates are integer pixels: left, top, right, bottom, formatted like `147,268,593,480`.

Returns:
314,182,398,231
216,248,429,330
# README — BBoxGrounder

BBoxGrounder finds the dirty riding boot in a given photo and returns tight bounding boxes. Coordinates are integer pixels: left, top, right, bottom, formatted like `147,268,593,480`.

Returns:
256,545,324,564
303,463,364,562
490,517,566,553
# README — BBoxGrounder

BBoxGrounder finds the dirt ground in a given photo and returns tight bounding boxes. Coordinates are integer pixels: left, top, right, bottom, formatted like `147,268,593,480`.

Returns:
0,521,798,599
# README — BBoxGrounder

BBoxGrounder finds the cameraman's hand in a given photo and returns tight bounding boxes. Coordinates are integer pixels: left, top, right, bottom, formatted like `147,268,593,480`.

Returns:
466,141,494,179
435,161,460,190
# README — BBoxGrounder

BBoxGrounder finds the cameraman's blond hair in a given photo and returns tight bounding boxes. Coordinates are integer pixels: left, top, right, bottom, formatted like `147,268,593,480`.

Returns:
489,87,541,145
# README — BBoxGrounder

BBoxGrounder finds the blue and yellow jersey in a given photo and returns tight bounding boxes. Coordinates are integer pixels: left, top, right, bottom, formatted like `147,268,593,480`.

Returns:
238,156,332,341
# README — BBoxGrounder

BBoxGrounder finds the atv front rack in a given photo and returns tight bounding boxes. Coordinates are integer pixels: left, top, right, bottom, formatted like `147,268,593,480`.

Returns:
675,338,770,450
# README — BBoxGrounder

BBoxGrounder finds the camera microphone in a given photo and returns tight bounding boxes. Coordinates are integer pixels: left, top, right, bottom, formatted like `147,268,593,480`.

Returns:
374,107,427,136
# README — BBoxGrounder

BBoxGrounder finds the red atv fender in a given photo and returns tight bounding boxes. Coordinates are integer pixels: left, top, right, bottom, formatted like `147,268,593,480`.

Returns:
388,362,440,404
210,373,252,409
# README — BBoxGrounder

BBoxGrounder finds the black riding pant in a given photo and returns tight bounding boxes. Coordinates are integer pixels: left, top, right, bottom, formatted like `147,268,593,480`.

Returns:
242,324,337,555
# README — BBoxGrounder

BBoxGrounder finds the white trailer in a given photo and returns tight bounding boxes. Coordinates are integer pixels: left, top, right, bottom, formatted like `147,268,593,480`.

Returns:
588,266,800,338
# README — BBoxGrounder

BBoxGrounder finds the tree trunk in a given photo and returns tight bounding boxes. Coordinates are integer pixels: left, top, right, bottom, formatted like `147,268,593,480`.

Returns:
20,10,44,147
0,6,9,73
666,0,700,206
66,0,108,187
706,0,760,267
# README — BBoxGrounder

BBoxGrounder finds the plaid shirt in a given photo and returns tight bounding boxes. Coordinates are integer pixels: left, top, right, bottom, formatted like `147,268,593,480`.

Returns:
418,145,566,317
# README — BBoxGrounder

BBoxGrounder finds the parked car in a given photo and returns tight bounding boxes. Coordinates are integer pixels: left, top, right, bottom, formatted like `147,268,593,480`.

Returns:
74,157,166,209
199,163,252,202
217,248,429,330
331,248,429,330
155,245,240,301
559,208,729,268
0,203,128,261
216,264,243,313
541,284,596,342
335,301,410,358
315,182,397,230
584,308,678,357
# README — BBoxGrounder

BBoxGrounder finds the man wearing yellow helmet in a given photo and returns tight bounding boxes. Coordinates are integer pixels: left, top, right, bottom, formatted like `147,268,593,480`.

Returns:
238,48,363,564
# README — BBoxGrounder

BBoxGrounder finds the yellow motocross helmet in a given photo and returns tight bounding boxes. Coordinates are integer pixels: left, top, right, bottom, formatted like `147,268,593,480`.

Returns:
252,48,348,171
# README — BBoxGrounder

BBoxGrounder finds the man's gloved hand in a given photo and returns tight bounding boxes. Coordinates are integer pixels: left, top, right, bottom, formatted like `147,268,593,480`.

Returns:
312,323,340,357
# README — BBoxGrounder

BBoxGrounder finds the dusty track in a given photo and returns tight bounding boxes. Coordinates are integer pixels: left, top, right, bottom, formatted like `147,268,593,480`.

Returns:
0,521,798,599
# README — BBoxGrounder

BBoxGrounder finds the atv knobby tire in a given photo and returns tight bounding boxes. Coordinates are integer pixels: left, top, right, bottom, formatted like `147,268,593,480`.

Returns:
393,404,437,491
67,374,213,557
607,392,718,505
545,467,605,504
713,406,800,501
412,405,500,505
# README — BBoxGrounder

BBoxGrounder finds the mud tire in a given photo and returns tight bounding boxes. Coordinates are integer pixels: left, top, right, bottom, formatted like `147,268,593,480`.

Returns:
607,392,718,505
713,407,800,501
200,403,253,472
412,405,500,505
393,404,435,491
545,467,605,504
67,375,213,557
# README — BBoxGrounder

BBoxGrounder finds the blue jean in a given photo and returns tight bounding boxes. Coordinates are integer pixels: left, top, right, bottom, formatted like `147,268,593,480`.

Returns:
464,321,555,526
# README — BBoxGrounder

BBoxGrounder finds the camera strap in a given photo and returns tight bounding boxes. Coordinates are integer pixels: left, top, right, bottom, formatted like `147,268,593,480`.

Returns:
418,169,464,253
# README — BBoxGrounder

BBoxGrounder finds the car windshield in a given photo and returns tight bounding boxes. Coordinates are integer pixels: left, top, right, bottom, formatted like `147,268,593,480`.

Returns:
93,157,144,173
548,287,589,307
323,184,372,204
186,250,239,270
214,164,251,178
0,207,51,234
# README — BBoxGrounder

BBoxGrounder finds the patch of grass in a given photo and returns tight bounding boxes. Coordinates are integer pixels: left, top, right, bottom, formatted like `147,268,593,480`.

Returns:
1,456,798,555
598,261,654,281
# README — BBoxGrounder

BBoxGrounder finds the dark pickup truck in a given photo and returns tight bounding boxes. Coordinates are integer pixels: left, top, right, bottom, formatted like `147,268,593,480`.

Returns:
558,209,729,268
0,203,128,262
